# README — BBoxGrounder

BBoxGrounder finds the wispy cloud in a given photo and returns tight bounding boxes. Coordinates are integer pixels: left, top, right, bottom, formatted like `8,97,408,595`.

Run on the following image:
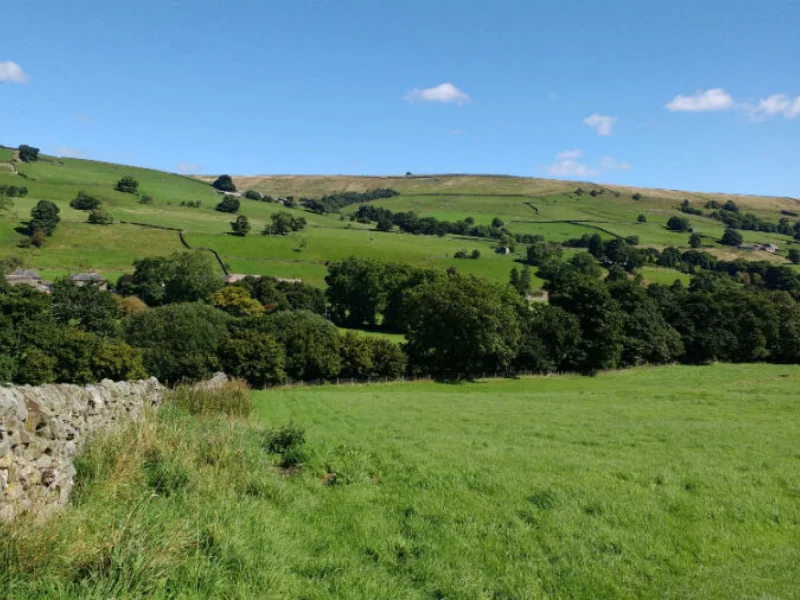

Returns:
665,88,734,112
55,146,84,158
404,82,470,106
0,61,29,84
742,93,800,120
177,162,200,174
583,114,616,136
547,150,630,178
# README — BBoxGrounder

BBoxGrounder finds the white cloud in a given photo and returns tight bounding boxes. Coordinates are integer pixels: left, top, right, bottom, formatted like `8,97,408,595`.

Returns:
583,114,616,136
55,146,84,158
743,93,800,120
665,88,734,112
177,162,200,174
0,61,29,84
547,150,631,178
404,82,470,106
449,128,466,136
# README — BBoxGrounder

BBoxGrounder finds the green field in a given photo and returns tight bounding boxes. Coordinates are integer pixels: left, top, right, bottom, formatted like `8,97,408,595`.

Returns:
3,363,798,599
1,154,797,287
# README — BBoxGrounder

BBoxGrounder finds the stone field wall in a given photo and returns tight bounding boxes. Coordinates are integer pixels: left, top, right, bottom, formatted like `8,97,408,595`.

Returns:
0,378,164,522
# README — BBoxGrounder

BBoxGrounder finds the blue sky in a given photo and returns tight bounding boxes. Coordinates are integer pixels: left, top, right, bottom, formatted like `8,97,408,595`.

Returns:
2,0,799,197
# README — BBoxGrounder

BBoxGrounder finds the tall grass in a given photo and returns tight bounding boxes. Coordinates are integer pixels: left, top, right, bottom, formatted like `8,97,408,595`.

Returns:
165,379,252,417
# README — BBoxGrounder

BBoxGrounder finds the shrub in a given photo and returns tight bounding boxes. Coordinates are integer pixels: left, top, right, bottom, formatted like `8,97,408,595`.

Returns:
720,228,744,247
139,195,155,205
637,214,647,223
115,176,139,194
164,379,252,417
215,195,240,213
689,233,703,248
69,191,102,211
244,190,262,200
87,208,113,225
666,216,691,232
264,422,306,467
219,329,285,387
788,249,800,264
230,215,250,236
29,200,60,236
470,249,481,259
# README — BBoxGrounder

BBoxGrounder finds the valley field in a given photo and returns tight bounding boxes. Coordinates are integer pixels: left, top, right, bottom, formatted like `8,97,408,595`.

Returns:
3,363,798,599
2,153,798,287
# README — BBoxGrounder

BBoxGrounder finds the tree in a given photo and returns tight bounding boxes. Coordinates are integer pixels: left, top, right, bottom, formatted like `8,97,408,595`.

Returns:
666,216,691,232
91,340,148,381
244,190,262,200
689,233,703,248
69,191,102,211
519,266,532,295
18,144,40,163
264,211,306,235
258,310,342,381
87,208,113,224
404,275,523,380
527,240,562,266
788,249,800,264
29,200,61,236
215,195,240,213
509,267,520,291
210,285,264,317
723,200,739,213
124,251,222,306
491,217,505,228
376,216,393,231
115,176,139,194
637,214,647,223
516,304,583,373
219,327,285,387
125,303,230,383
231,215,251,236
470,249,481,259
720,227,744,247
212,175,237,192
569,252,602,278
139,195,155,205
50,278,122,337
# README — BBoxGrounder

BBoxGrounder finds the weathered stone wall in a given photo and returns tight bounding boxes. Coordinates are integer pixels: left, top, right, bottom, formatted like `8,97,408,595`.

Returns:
0,378,164,522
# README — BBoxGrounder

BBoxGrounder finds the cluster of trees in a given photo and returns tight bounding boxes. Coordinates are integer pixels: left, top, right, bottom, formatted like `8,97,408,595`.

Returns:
351,204,513,243
454,249,481,259
711,206,800,238
301,189,398,214
212,175,236,192
68,190,112,225
0,185,28,198
263,211,306,235
19,200,61,248
180,200,201,208
216,195,240,213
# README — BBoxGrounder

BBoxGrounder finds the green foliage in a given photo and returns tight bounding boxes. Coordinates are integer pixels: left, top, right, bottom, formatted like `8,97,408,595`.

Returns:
212,174,237,192
720,227,744,246
139,194,155,205
237,275,326,315
230,214,250,236
516,304,583,373
666,215,691,232
114,176,139,194
87,208,113,225
125,303,230,383
243,189,262,200
526,240,563,265
90,339,148,381
165,380,253,417
405,274,523,379
264,422,306,467
50,278,122,337
215,195,240,213
69,191,102,211
264,211,306,235
788,248,800,264
257,310,342,381
637,214,647,223
18,144,40,162
122,251,222,306
29,200,61,236
219,328,286,387
210,285,264,317
689,232,703,248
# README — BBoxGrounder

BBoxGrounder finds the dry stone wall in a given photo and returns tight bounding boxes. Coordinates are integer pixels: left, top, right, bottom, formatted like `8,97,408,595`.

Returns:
0,378,164,522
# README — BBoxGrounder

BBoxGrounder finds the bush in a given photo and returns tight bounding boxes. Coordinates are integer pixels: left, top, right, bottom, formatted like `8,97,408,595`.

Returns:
212,175,237,192
29,200,61,236
666,216,691,232
244,190,262,200
788,249,800,264
139,195,155,205
115,176,139,194
470,249,481,259
637,214,647,223
87,208,113,225
18,144,40,162
264,422,306,467
69,191,102,211
720,228,744,247
216,195,240,213
219,329,286,387
230,215,250,236
164,379,252,417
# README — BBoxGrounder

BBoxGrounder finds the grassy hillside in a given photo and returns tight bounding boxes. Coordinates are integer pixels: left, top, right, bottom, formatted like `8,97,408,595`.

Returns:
1,152,798,286
3,363,798,599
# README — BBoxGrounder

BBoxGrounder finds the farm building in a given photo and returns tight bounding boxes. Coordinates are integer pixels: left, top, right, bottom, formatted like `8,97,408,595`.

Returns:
71,273,107,290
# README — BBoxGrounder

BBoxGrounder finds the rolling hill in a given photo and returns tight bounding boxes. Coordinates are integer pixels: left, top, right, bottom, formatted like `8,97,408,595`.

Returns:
1,149,798,287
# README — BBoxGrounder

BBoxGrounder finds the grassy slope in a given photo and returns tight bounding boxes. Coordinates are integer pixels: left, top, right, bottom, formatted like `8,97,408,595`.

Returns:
1,155,797,285
3,364,798,599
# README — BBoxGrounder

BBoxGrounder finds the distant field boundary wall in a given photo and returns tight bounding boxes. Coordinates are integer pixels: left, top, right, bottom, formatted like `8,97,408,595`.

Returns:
118,221,230,276
0,379,164,522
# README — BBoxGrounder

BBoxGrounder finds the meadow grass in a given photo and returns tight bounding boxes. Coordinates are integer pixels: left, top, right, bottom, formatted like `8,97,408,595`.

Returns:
2,363,798,599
